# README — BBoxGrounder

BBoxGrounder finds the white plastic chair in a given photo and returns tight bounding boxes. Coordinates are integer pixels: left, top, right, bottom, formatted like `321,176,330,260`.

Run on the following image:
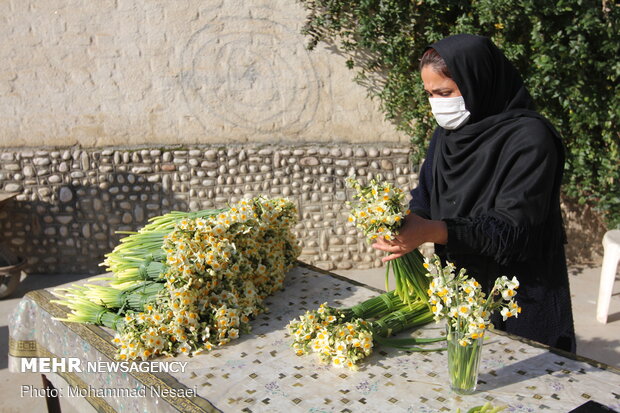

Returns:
596,230,620,323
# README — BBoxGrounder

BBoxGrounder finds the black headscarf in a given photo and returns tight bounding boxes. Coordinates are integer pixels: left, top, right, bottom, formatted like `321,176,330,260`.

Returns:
428,35,565,235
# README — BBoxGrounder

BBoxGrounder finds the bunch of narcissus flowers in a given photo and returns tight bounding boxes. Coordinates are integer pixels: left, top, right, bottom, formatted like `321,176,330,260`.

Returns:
53,197,301,361
289,305,375,369
345,176,409,242
287,291,444,370
345,176,429,307
425,255,521,346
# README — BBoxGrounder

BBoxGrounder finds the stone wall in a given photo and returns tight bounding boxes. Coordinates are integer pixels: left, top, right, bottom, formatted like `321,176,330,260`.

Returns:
0,144,425,275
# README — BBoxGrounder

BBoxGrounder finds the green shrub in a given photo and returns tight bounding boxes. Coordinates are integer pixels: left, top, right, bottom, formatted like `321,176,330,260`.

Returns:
299,0,619,228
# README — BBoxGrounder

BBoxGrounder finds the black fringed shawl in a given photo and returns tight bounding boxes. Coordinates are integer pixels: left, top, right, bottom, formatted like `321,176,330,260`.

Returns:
410,34,575,351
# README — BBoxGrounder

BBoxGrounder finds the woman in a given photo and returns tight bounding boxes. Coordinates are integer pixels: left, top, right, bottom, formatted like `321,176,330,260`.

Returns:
373,34,576,352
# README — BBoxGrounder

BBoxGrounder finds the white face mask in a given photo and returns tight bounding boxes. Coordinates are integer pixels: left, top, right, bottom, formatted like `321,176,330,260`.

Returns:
428,96,471,130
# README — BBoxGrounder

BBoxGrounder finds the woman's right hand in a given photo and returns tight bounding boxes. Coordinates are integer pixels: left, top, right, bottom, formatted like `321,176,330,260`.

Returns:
371,213,447,262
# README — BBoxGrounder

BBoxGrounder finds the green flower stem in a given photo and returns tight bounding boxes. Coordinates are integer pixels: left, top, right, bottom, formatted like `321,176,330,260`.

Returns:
374,335,446,352
388,249,431,309
51,296,124,330
369,302,445,351
57,280,166,319
447,330,484,395
370,302,431,336
402,250,430,305
391,257,407,304
329,289,444,351
347,290,408,320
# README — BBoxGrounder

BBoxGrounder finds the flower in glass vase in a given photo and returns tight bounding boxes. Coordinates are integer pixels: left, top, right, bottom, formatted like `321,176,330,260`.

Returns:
424,255,521,394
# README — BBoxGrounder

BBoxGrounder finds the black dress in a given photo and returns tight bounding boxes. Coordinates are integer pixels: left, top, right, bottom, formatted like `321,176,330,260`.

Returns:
410,34,576,352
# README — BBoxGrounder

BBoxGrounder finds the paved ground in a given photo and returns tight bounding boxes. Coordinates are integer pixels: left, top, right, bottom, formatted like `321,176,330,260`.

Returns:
0,263,618,412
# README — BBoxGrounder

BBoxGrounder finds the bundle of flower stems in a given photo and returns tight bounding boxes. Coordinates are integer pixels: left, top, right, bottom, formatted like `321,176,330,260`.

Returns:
52,209,225,326
385,248,430,307
53,196,301,360
53,281,165,329
288,290,444,370
95,208,226,289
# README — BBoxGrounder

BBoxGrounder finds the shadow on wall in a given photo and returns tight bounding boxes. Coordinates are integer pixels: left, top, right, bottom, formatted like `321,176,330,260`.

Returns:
322,44,388,98
2,171,188,276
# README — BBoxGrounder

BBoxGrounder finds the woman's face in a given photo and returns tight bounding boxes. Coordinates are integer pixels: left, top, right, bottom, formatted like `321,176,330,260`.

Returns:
421,66,462,98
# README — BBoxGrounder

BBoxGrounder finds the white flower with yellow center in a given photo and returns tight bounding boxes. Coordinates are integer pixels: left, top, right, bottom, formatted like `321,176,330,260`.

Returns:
458,337,472,347
334,341,347,354
177,342,192,354
458,303,473,316
500,307,515,321
431,301,444,316
331,356,346,368
501,288,517,300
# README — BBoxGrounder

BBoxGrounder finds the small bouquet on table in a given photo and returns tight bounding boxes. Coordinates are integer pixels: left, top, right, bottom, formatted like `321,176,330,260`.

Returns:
287,290,442,370
425,255,521,394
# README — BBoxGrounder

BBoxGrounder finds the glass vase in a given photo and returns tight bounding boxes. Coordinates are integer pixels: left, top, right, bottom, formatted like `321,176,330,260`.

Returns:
446,329,484,395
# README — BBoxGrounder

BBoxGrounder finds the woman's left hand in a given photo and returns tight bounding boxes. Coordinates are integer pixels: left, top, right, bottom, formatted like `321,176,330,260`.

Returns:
372,213,448,262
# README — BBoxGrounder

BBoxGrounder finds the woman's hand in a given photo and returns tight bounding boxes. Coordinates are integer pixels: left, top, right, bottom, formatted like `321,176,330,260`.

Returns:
372,213,448,262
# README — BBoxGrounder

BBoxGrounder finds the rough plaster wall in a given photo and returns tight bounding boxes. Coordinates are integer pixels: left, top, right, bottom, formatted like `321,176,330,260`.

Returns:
0,0,406,147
